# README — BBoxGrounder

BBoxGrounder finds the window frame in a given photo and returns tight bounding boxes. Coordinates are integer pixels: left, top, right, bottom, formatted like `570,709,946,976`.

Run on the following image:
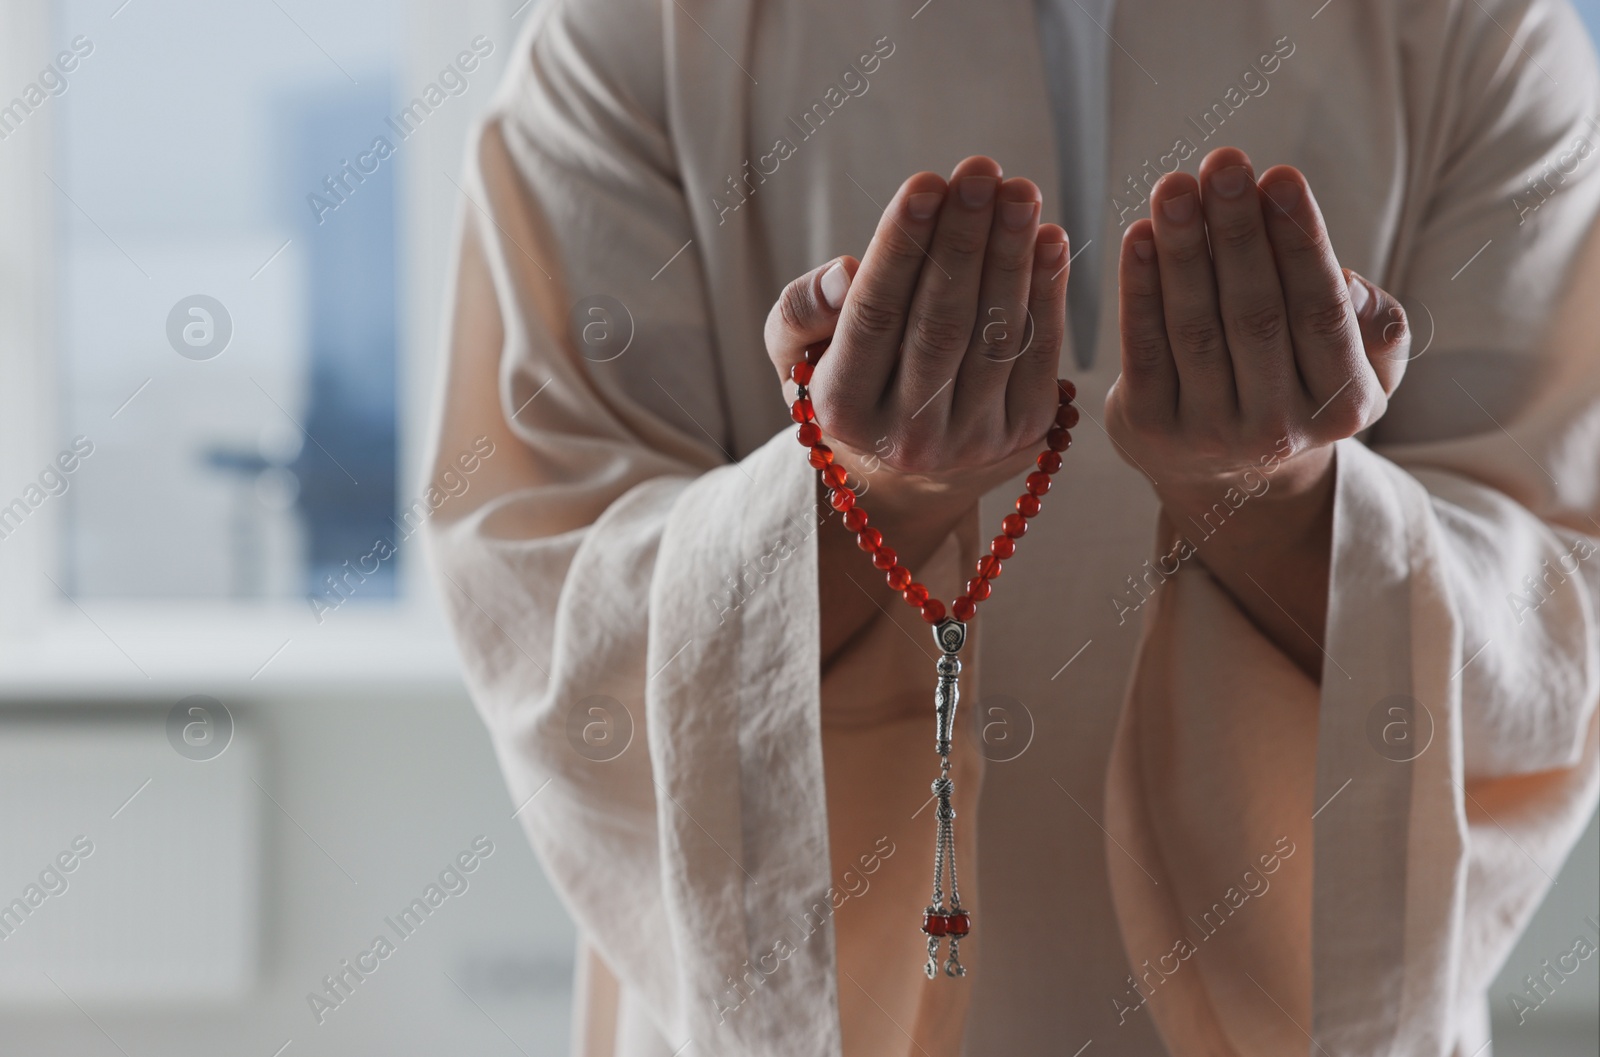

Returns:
0,0,527,695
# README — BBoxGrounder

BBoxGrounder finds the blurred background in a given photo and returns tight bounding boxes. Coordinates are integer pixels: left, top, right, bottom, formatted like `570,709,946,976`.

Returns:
0,1,1594,1054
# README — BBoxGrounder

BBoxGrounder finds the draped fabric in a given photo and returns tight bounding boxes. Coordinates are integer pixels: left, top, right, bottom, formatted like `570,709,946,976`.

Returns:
424,1,1600,1054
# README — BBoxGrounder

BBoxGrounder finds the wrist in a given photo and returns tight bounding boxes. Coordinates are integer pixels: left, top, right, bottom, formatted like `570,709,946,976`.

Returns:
1156,445,1335,554
826,454,975,559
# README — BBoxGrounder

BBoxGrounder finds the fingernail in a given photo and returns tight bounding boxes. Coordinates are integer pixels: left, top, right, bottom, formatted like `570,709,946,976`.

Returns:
821,260,850,310
1001,197,1038,230
1266,179,1301,212
1038,240,1067,265
1347,272,1373,320
1133,239,1154,263
959,176,996,208
908,191,942,220
1160,192,1196,224
1211,166,1250,199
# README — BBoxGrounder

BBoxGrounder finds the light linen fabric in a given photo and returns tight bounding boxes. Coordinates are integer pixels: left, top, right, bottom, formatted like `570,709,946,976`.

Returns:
423,1,1600,1055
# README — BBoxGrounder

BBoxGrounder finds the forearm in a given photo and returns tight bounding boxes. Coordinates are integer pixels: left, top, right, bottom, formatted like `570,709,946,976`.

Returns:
1158,448,1335,681
817,471,973,666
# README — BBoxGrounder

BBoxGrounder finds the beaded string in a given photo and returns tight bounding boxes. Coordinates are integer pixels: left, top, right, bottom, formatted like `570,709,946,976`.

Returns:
790,342,1078,978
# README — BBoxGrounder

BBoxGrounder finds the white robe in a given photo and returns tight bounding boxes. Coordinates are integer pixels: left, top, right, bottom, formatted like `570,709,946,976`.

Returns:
423,1,1600,1054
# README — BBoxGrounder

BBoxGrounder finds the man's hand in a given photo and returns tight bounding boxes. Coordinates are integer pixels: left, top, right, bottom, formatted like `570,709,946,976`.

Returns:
763,155,1071,666
766,156,1070,513
1107,145,1409,504
1105,146,1411,678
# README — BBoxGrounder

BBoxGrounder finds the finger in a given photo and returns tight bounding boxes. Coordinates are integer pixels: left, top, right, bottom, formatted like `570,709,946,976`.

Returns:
821,171,948,421
953,176,1042,423
1113,218,1178,428
892,156,1003,423
1197,148,1297,421
1149,170,1237,423
1006,223,1071,438
1345,269,1409,399
1258,166,1380,437
764,256,857,389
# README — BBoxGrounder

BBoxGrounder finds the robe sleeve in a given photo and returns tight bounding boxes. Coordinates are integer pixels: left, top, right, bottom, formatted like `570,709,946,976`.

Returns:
422,3,979,1055
421,2,844,1053
1104,2,1600,1054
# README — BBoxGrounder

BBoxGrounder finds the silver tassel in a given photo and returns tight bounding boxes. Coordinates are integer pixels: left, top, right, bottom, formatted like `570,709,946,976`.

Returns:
923,619,969,978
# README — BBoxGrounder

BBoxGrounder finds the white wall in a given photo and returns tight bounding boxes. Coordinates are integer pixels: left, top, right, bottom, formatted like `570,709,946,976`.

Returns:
0,690,576,1056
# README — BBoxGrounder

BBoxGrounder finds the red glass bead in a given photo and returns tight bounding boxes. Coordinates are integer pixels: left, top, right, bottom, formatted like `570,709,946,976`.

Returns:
1055,402,1080,429
952,596,977,621
843,507,868,532
804,343,827,366
903,583,929,607
791,398,816,424
829,488,855,512
1001,513,1028,538
1057,378,1077,404
809,443,834,469
966,577,991,601
922,912,948,937
886,565,912,591
1037,450,1062,474
921,599,946,624
822,464,848,489
977,555,1002,580
857,527,882,552
1017,494,1042,517
1025,471,1052,497
791,361,813,386
873,546,898,571
798,422,822,446
991,534,1016,559
1046,427,1072,452
947,911,971,937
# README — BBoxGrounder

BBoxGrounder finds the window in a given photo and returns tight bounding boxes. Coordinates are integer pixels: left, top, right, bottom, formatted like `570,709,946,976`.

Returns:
0,0,523,679
50,0,409,599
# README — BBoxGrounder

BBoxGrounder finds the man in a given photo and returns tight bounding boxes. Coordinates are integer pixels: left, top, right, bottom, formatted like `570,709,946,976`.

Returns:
426,1,1600,1053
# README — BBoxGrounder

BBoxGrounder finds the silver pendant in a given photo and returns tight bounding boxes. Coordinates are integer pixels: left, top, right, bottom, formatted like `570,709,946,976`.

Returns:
922,618,970,977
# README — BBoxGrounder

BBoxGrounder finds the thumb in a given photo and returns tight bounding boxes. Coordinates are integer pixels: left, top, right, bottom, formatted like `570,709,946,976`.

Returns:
765,256,857,384
1344,268,1410,397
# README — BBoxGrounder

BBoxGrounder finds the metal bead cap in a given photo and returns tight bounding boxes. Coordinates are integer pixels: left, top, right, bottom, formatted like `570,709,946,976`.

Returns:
933,617,967,655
